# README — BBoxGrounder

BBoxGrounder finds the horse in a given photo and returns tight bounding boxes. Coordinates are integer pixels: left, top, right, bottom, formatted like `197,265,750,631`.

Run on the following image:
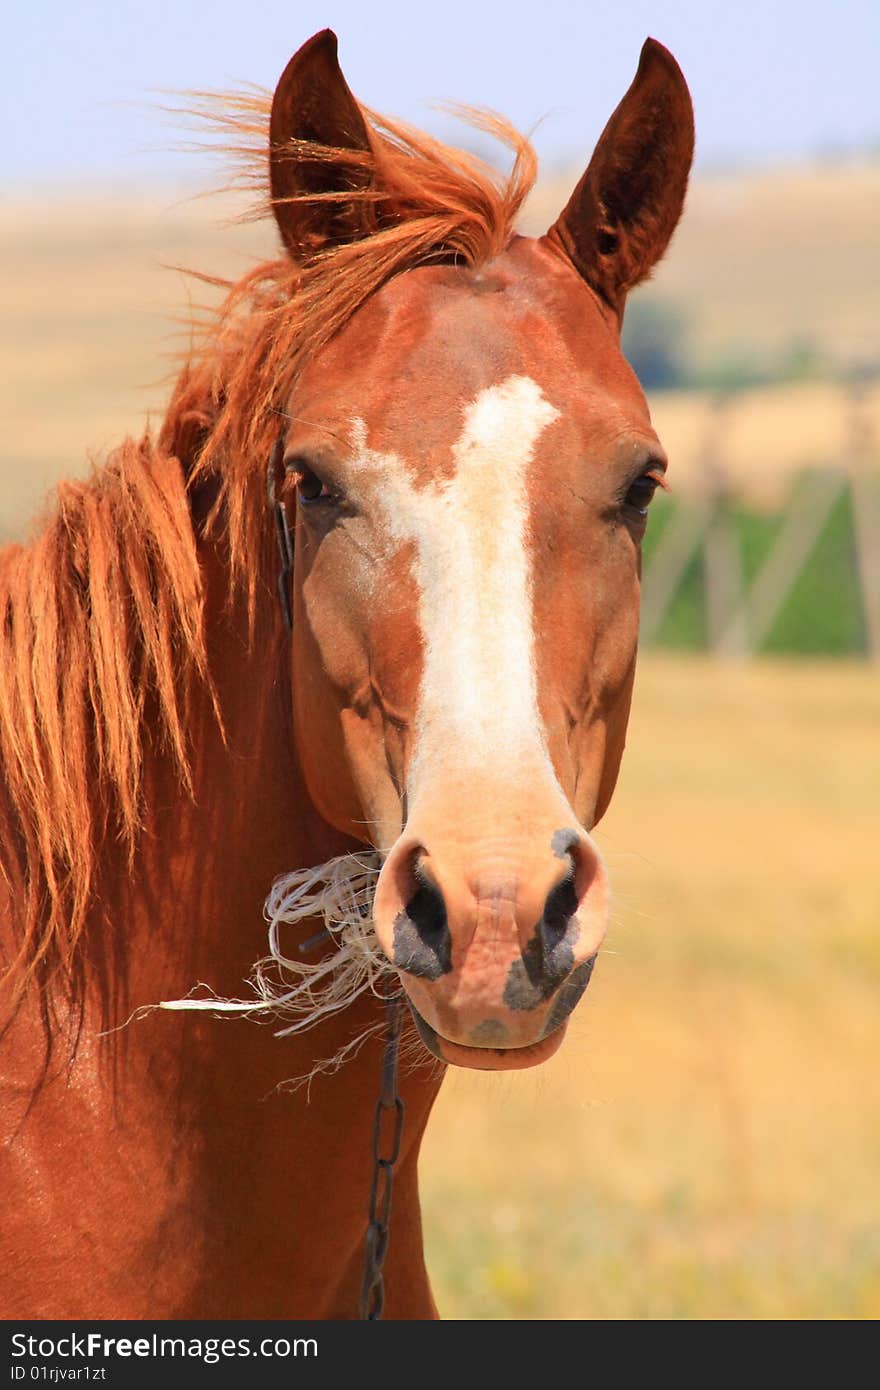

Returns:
0,30,693,1319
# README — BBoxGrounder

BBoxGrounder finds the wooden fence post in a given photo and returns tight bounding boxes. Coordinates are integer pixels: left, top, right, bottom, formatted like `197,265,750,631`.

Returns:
848,381,880,662
702,397,745,658
718,471,846,656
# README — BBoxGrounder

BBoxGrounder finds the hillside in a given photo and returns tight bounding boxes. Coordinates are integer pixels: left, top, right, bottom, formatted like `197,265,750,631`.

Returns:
2,160,878,538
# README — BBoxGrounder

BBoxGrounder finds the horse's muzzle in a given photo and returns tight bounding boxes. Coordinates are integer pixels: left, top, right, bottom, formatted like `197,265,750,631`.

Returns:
372,821,608,1068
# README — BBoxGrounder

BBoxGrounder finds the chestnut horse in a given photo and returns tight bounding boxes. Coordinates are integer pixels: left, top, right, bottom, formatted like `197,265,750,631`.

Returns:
0,31,693,1319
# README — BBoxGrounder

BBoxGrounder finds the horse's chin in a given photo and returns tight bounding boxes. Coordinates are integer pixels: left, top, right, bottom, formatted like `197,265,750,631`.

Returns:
407,1001,568,1071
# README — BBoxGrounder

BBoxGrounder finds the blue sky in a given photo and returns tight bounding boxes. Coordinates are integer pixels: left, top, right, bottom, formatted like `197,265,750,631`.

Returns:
6,0,878,185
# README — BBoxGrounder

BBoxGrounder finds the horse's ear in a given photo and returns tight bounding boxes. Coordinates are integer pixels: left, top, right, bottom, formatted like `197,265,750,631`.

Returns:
545,38,694,321
269,29,375,261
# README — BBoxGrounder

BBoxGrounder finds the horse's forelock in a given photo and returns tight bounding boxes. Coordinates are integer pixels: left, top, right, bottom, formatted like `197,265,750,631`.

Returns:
165,93,537,623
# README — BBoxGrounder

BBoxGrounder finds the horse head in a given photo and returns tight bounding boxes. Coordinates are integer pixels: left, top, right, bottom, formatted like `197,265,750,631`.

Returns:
269,31,693,1070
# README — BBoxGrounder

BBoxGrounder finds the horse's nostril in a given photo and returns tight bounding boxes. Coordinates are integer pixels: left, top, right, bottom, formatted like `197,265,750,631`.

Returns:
407,863,447,940
539,870,578,949
392,860,453,980
503,867,581,1012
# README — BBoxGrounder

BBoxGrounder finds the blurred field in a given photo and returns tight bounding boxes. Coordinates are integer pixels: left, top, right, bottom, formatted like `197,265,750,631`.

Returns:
2,159,880,540
420,654,880,1319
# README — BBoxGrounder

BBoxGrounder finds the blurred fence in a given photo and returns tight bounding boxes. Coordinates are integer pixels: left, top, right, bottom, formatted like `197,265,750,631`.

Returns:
641,382,880,659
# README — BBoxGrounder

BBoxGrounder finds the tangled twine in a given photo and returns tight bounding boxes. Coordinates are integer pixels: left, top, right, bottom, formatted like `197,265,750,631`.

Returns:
159,851,400,1078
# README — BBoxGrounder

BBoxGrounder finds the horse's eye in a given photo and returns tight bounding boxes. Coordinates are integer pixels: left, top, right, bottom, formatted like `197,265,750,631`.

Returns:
623,470,666,518
291,465,336,507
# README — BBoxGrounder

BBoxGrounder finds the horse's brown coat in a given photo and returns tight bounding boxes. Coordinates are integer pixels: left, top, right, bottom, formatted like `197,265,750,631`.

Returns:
0,30,692,1317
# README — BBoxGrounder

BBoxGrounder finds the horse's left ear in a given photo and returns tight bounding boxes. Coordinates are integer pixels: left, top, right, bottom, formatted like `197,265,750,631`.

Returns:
545,38,694,321
269,29,376,261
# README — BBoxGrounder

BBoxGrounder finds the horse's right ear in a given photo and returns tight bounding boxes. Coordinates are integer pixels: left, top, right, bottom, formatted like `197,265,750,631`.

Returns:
269,30,375,262
545,38,694,322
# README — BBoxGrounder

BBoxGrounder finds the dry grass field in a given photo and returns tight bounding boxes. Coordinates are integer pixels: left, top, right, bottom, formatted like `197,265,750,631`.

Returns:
421,655,880,1319
2,162,878,1319
2,159,879,538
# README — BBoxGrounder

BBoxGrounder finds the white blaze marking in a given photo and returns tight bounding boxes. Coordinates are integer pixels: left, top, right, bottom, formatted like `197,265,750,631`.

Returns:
354,375,560,796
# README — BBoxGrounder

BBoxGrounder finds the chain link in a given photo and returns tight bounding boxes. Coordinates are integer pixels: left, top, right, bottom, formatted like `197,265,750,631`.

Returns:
359,997,406,1320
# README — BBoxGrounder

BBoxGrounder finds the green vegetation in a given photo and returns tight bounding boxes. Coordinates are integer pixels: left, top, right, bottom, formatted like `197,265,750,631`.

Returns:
641,477,869,655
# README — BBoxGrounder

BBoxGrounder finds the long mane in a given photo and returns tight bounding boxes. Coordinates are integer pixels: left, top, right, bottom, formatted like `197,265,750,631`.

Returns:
0,89,537,998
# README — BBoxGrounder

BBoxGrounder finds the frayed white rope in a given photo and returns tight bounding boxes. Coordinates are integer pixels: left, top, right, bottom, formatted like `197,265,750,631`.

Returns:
158,851,399,1079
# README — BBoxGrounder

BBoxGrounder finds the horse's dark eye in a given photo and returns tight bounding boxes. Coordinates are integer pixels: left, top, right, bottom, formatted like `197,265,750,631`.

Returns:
623,471,665,518
291,465,335,507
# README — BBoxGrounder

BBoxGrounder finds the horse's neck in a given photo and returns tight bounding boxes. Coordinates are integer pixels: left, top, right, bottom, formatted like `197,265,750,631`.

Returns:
127,542,349,1007
2,528,362,1100
1,533,443,1318
77,533,356,1029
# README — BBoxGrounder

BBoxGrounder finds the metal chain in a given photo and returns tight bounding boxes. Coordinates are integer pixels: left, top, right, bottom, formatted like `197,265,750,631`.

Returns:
358,997,406,1320
268,439,406,1320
